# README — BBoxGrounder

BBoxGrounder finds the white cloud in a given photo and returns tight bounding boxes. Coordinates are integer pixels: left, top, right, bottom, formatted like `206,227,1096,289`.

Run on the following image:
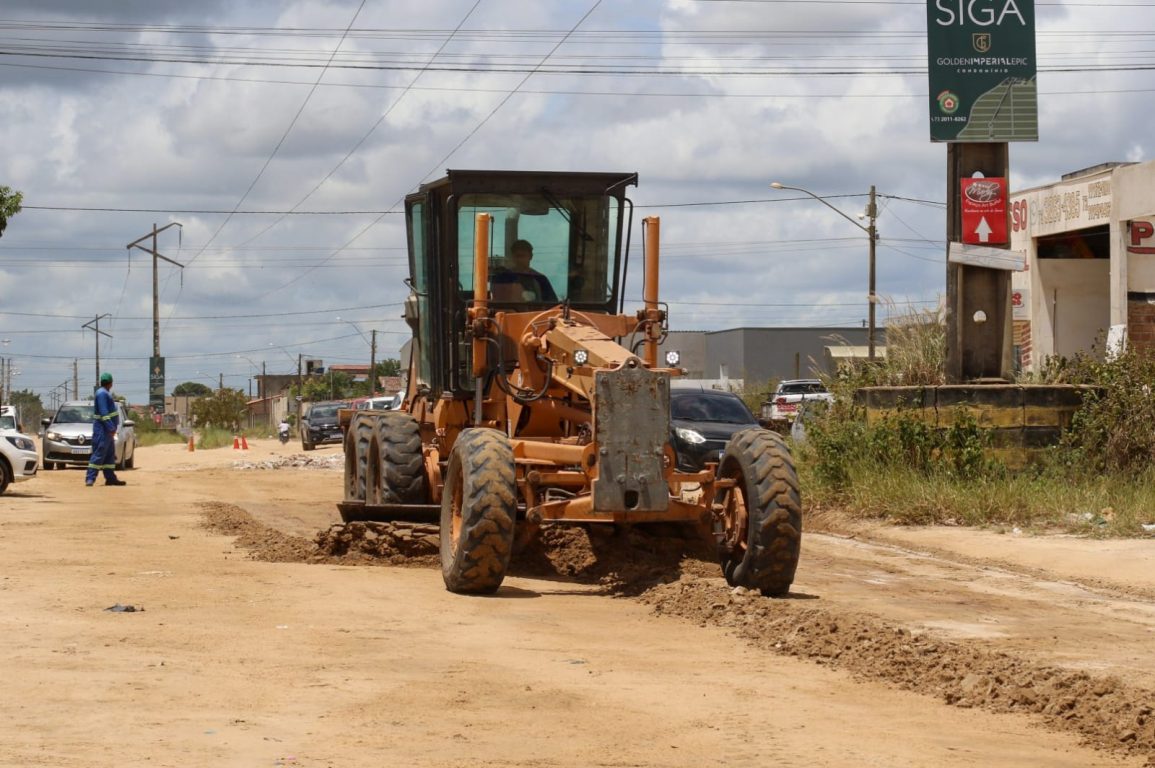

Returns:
0,0,1151,401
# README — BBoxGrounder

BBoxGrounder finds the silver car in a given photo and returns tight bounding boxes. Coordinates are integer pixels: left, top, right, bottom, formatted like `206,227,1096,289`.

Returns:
40,400,137,471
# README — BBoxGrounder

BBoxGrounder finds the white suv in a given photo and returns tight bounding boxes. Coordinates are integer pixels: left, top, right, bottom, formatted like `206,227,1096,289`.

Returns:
0,428,38,494
762,379,833,422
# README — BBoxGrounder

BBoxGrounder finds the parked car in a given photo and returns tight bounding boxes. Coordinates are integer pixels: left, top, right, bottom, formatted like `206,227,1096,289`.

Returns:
40,400,137,471
356,393,403,411
762,378,834,423
0,427,38,494
1,404,22,433
669,387,760,472
301,401,349,450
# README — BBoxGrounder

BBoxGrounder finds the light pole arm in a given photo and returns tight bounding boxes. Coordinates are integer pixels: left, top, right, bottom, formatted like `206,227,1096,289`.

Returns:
770,183,870,235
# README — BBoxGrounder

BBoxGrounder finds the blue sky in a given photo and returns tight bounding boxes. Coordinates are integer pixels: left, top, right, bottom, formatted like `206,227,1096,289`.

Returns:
0,0,1151,403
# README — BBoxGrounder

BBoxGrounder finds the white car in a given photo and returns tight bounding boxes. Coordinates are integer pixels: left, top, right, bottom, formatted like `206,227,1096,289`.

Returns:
762,379,834,423
0,429,38,494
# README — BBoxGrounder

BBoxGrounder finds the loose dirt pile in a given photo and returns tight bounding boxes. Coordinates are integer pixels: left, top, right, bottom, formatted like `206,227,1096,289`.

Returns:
642,574,1155,764
202,502,712,590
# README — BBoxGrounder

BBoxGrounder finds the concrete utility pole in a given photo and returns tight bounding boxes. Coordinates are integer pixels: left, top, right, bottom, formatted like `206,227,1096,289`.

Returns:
866,185,878,361
126,222,184,360
81,314,112,392
296,354,303,436
72,359,79,400
369,329,377,396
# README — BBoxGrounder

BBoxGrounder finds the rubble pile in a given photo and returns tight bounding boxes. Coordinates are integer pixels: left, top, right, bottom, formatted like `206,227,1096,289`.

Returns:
232,454,343,471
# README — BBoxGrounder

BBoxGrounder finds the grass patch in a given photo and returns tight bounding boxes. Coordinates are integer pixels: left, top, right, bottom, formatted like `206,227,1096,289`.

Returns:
797,304,1155,538
136,430,188,448
799,454,1155,536
195,426,239,450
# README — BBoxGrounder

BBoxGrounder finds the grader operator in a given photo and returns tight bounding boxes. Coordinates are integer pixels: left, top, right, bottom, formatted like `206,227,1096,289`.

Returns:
340,170,802,596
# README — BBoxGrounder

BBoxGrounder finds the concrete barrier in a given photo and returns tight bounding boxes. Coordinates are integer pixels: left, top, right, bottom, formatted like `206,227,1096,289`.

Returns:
857,385,1098,466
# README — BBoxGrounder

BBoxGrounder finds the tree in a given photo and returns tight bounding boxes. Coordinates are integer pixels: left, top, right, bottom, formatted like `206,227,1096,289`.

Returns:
189,388,247,430
7,389,44,430
377,358,402,378
173,381,213,397
0,186,23,237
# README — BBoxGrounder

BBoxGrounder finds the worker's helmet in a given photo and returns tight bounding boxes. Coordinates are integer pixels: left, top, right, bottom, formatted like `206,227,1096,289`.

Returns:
100,372,113,385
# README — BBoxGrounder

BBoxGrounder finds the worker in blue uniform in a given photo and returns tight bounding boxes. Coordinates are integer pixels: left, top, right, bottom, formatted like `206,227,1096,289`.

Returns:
86,372,126,487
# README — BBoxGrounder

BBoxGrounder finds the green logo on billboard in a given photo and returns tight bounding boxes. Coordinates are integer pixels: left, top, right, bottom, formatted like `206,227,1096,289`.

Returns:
937,90,960,114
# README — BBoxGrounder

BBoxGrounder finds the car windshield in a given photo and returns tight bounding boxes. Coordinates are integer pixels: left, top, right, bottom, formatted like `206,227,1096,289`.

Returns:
56,405,95,423
671,394,756,424
0,415,14,430
309,405,340,420
778,381,826,395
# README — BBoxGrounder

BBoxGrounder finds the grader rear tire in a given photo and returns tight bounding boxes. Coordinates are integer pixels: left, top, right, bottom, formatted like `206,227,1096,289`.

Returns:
342,413,377,516
440,428,516,595
373,412,426,505
717,428,802,597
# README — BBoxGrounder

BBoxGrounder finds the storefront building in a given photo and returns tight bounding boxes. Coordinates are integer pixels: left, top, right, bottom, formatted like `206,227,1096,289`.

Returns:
1010,159,1155,371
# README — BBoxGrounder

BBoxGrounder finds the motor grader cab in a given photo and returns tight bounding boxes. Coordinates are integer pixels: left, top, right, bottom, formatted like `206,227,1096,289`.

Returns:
340,170,802,595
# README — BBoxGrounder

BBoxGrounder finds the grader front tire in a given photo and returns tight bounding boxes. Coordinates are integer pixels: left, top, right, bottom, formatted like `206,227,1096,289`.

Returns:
373,412,426,505
717,428,802,597
341,414,378,522
440,428,517,595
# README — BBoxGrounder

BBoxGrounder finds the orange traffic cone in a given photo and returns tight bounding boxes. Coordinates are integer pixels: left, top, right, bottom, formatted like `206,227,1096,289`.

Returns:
232,436,241,450
187,435,195,452
241,435,249,451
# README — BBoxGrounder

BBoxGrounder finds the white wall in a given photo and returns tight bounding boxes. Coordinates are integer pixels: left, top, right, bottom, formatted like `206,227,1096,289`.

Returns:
1035,259,1111,359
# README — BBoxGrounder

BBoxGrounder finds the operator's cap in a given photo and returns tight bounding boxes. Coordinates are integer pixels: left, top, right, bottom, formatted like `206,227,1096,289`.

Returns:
100,372,113,384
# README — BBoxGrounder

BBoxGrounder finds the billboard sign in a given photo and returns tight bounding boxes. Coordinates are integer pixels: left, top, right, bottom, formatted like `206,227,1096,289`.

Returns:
149,355,165,414
927,0,1037,142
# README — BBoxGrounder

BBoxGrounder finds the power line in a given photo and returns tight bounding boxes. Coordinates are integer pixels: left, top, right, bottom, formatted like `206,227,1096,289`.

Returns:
257,0,608,298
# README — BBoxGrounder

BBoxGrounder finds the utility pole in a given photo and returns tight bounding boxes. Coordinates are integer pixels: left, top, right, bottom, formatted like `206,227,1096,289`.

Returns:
296,354,303,437
867,185,878,361
219,372,224,392
369,329,377,396
127,222,183,411
72,359,79,400
127,222,184,359
81,314,112,393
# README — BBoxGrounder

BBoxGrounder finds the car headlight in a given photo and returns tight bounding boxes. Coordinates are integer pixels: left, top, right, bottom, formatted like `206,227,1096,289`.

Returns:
675,427,707,445
5,436,34,451
46,431,63,441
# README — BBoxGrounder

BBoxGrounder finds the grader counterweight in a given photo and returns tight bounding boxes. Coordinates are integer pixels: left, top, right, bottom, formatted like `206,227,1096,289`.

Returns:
340,170,802,595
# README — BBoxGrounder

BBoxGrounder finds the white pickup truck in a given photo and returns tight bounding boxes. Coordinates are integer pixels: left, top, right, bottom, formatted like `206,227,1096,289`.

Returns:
761,379,834,423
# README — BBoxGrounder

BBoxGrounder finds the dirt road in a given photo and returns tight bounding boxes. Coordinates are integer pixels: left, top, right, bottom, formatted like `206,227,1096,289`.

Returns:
2,439,1152,767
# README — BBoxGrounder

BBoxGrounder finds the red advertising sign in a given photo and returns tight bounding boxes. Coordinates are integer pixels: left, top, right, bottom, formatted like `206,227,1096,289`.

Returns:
961,177,1008,245
1129,220,1155,254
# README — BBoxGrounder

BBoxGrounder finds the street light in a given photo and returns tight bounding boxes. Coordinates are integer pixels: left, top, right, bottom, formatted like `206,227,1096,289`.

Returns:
234,354,261,399
771,182,879,361
336,316,378,396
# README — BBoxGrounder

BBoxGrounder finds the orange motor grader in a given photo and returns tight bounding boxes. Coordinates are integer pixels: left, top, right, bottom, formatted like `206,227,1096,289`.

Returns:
339,170,801,595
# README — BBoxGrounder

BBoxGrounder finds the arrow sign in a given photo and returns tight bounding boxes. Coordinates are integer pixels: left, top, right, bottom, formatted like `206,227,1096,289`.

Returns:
961,177,1008,245
975,217,993,243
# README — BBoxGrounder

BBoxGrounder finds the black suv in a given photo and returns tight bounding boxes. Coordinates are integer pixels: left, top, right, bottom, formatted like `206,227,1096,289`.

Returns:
301,401,348,450
669,387,759,472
